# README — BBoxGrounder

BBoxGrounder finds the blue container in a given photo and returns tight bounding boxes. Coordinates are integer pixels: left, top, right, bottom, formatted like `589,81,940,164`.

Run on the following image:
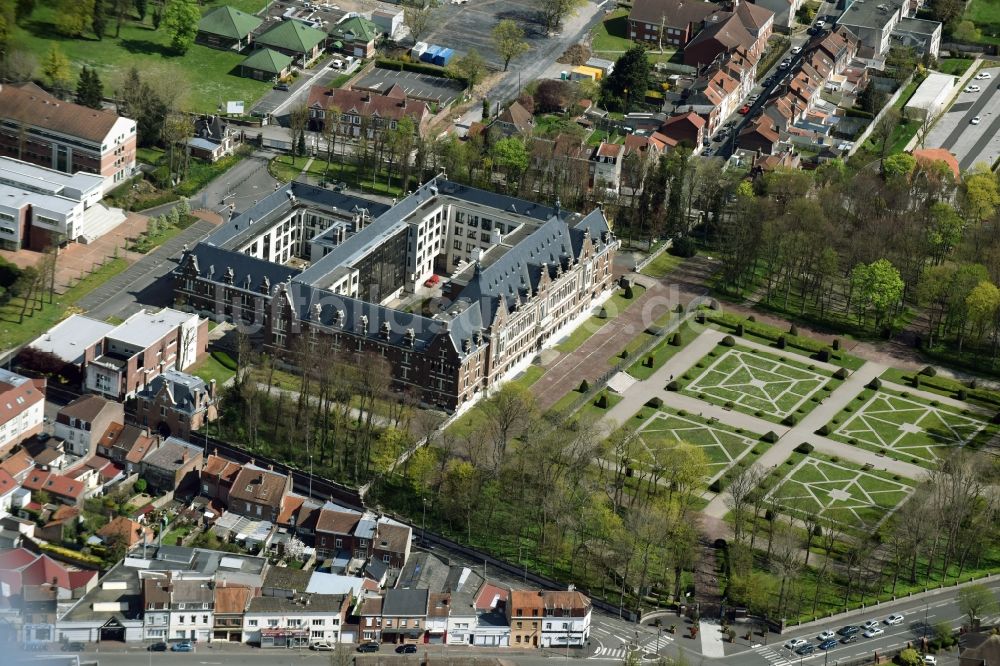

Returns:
420,45,440,63
434,47,454,66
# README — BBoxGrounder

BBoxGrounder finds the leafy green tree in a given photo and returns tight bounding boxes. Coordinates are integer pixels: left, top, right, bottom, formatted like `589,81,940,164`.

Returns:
490,137,528,187
16,0,36,21
403,4,433,42
75,66,104,109
162,0,199,53
40,44,72,92
538,0,585,33
931,0,965,26
453,48,486,91
962,169,1000,222
965,280,1000,350
951,20,981,43
898,648,922,666
492,19,529,71
55,0,94,36
133,0,146,20
850,259,904,332
882,152,916,180
958,583,999,627
858,80,887,114
926,202,963,263
92,0,106,39
601,46,650,112
134,478,147,493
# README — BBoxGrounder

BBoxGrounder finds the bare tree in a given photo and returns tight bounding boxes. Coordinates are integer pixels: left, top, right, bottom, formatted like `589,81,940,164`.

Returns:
725,464,767,544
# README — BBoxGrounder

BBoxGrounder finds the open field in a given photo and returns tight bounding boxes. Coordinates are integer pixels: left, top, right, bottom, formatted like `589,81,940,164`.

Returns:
10,2,271,112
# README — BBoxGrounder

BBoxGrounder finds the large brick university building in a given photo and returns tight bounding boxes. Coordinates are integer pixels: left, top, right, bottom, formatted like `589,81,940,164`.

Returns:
173,178,618,410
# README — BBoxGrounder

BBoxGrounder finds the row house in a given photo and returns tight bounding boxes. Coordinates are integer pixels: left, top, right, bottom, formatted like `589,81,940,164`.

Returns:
200,452,243,504
738,115,782,154
21,467,86,505
540,589,592,648
306,84,430,140
682,1,773,68
683,65,742,135
242,593,351,647
142,574,215,643
54,394,124,458
659,112,706,150
139,437,204,495
0,369,45,455
213,583,253,642
754,0,804,30
276,493,322,542
358,595,383,643
590,142,626,192
314,504,411,570
628,0,720,49
96,423,156,475
381,588,428,645
226,464,291,523
508,589,544,648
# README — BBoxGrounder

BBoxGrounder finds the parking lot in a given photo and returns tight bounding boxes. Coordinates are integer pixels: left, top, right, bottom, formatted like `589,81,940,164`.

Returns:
924,65,1000,171
419,0,551,67
354,68,466,106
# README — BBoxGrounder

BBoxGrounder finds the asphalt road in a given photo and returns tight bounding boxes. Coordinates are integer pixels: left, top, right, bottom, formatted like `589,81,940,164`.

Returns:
79,151,277,321
923,66,1000,171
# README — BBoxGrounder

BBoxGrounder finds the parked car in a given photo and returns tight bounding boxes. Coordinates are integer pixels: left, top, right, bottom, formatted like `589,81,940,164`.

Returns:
357,642,380,653
862,620,880,631
863,627,885,638
817,630,836,641
61,642,85,652
819,639,838,650
924,656,937,665
310,642,333,651
796,644,815,656
171,642,195,652
396,645,418,654
273,83,290,91
148,642,168,652
885,614,905,625
972,115,982,124
974,71,992,79
838,625,861,636
840,635,858,645
779,60,790,70
815,19,826,29
784,638,809,650
738,105,751,115
964,85,981,93
791,46,802,54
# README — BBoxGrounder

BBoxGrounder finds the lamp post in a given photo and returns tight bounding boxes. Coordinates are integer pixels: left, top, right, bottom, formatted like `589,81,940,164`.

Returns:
923,601,929,640
421,497,429,545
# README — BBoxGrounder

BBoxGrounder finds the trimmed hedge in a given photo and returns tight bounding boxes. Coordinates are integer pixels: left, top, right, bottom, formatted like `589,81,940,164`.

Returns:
783,414,797,426
579,379,589,392
666,380,680,391
670,332,683,346
646,397,664,408
833,367,849,380
212,350,237,371
794,442,814,454
720,335,736,347
761,431,779,443
816,424,830,436
919,365,937,377
868,377,882,390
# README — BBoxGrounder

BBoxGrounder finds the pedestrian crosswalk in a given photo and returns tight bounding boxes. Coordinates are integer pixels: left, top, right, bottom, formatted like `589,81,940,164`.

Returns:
753,643,795,666
589,635,675,660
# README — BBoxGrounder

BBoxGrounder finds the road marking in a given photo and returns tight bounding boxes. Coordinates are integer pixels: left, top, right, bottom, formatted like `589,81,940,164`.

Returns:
753,644,794,666
590,646,628,659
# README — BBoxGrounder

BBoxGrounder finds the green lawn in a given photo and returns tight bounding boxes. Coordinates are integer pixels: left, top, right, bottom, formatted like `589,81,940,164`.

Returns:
511,365,545,389
938,58,974,76
270,155,406,197
0,258,129,352
590,9,634,56
190,352,237,386
609,331,657,366
626,328,690,380
578,391,622,422
966,0,1000,38
681,346,834,422
641,251,688,278
11,4,271,112
555,315,608,353
826,387,997,468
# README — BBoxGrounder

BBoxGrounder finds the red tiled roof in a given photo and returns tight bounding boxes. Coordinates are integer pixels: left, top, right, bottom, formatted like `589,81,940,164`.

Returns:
0,373,44,428
315,507,361,535
0,547,37,570
0,84,126,145
22,467,84,501
307,86,428,125
202,453,242,484
0,469,15,495
97,515,152,547
475,582,510,611
0,449,34,479
912,148,960,179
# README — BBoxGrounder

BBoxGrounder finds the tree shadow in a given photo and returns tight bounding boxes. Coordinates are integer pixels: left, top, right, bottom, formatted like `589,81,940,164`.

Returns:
495,9,546,38
20,18,100,45
118,38,177,58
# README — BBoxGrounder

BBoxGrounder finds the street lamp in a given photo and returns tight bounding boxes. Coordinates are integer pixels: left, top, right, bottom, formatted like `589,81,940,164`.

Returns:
421,497,429,545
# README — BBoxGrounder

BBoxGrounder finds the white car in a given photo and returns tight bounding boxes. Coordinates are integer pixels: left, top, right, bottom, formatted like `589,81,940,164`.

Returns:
924,656,937,665
817,630,836,640
815,20,826,28
885,614,904,625
972,115,982,125
975,71,992,79
863,627,885,638
862,620,880,630
309,642,333,651
965,85,982,93
784,638,809,650
791,46,802,54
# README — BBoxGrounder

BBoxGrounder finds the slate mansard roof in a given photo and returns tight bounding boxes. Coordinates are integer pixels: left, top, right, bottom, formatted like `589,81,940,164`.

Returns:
181,177,613,359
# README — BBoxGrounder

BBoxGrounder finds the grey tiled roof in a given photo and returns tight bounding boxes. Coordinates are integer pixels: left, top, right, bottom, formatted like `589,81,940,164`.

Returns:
138,370,208,415
185,242,301,294
383,588,428,617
